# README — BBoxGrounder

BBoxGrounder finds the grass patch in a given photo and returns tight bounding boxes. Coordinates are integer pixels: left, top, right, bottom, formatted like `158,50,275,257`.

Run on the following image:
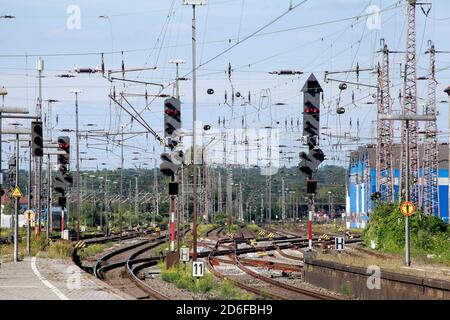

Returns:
78,243,113,260
215,279,255,300
246,224,260,234
46,240,73,259
159,261,214,293
0,232,49,261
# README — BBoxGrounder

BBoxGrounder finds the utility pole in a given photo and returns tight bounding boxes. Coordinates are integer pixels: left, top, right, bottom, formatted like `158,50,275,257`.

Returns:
119,124,124,238
183,0,207,262
217,170,222,214
260,194,264,223
35,57,43,236
13,133,19,262
205,164,211,224
180,164,185,226
0,86,7,249
135,176,138,226
27,141,32,255
281,178,286,220
170,0,202,261
226,164,233,230
238,181,243,222
128,179,132,228
445,86,450,224
70,89,82,241
104,170,108,235
45,99,57,234
152,159,158,227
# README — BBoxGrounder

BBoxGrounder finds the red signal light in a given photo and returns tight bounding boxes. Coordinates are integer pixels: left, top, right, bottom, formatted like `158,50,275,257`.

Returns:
305,108,311,114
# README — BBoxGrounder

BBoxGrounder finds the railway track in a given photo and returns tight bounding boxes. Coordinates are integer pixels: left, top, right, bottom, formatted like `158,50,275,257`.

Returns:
207,240,342,300
234,226,255,239
93,231,171,299
205,225,224,239
92,226,190,300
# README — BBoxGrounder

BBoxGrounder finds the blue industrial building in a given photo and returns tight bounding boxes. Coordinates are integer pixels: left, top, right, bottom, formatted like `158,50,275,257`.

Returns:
346,144,449,228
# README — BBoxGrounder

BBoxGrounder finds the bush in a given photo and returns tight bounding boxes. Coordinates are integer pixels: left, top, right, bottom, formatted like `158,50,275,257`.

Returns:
364,204,450,261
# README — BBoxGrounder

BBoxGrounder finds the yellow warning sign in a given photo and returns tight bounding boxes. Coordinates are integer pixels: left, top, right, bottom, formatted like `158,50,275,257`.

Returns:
400,201,415,217
12,186,23,198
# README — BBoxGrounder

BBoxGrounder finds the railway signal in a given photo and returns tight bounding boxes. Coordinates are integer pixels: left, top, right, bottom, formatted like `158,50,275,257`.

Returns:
164,97,181,150
31,121,44,157
301,73,322,150
57,136,70,166
299,149,325,178
8,156,16,187
160,153,180,177
300,74,324,251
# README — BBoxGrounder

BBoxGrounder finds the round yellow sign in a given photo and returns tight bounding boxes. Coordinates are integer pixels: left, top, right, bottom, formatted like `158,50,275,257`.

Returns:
24,210,35,221
400,201,415,217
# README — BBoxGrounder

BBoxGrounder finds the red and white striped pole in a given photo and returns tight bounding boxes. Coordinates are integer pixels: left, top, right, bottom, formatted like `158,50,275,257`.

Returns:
308,193,314,250
61,209,64,236
308,209,313,249
170,202,175,252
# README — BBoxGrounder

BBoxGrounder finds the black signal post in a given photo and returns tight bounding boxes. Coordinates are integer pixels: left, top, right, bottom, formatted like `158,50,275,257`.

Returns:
300,74,324,251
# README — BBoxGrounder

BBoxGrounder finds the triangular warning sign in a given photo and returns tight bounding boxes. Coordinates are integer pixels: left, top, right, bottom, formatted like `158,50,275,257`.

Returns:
12,186,23,198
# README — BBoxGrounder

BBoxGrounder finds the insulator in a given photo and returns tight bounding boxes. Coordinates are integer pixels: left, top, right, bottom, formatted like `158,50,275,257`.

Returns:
121,51,125,78
356,62,360,81
101,53,105,75
337,107,345,115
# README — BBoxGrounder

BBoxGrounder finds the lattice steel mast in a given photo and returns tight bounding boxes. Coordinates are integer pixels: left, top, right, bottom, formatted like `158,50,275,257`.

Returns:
376,40,395,203
399,0,420,204
422,41,440,216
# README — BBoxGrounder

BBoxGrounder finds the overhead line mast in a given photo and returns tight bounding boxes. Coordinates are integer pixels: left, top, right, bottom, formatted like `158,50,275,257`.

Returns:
422,42,439,217
376,39,394,203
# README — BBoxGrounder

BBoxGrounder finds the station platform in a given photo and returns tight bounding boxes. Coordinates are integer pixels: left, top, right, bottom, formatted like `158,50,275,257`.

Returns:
0,256,126,300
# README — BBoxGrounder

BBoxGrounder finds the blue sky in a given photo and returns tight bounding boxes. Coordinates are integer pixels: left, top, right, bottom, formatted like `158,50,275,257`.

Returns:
1,0,450,171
